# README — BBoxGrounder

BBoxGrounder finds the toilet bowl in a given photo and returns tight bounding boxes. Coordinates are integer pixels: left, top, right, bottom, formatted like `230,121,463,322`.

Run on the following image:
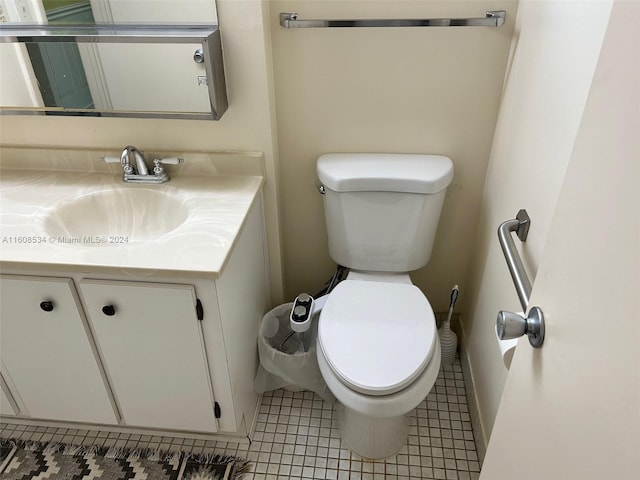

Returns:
317,273,441,459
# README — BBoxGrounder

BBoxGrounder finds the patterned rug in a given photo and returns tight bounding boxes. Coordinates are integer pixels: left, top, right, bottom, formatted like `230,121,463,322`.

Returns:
0,439,251,480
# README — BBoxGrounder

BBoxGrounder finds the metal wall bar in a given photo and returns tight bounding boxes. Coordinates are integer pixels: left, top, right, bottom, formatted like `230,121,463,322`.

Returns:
497,210,532,312
0,24,218,43
280,10,506,29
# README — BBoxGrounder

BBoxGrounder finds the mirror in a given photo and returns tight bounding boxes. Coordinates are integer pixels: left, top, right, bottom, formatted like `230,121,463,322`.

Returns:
0,0,227,120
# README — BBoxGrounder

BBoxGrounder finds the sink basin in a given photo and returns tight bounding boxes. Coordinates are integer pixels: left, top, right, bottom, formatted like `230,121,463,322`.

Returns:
39,189,188,246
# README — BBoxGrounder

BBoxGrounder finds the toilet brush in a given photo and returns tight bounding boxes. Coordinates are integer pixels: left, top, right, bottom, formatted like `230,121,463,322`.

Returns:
439,285,459,365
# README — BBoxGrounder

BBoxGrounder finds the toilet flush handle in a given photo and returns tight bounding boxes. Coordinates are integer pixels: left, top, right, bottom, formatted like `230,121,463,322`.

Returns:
496,307,545,348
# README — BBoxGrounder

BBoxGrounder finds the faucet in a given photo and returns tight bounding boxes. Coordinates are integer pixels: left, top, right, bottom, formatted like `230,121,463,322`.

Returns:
101,145,183,184
120,145,149,176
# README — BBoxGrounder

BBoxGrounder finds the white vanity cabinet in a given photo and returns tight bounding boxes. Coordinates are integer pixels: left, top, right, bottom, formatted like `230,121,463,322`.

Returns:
0,196,269,437
0,276,118,424
78,280,218,432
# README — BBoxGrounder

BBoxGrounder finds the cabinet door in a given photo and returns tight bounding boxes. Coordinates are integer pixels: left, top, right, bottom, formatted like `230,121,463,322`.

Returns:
0,275,118,424
79,280,217,432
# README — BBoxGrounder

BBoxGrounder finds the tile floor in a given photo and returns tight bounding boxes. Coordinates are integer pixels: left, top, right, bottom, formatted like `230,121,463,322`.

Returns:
0,356,480,479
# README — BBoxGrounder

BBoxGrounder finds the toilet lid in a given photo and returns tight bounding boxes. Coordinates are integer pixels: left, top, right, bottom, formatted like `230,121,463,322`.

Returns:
318,280,437,396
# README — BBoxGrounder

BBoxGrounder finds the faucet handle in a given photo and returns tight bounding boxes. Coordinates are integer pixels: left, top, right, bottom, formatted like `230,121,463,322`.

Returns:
152,157,184,177
101,156,121,164
102,155,134,175
103,155,133,174
154,157,184,166
153,157,183,173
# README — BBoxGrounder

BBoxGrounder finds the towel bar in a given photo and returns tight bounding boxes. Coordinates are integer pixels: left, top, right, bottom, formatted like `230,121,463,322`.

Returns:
280,10,506,29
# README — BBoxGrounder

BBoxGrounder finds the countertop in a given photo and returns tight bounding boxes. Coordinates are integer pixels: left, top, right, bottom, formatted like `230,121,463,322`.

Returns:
0,169,263,279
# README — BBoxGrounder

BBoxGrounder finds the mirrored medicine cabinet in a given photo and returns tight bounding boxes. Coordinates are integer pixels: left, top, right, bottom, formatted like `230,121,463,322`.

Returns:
0,0,227,120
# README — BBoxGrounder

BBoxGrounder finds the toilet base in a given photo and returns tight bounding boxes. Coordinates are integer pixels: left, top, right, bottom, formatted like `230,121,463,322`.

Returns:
337,403,409,460
317,316,441,460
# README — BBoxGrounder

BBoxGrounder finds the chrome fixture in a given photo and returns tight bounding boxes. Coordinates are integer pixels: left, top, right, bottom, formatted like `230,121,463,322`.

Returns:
280,10,506,29
0,24,228,120
498,209,531,311
193,48,205,63
496,210,546,348
496,307,545,348
102,146,183,184
121,145,149,176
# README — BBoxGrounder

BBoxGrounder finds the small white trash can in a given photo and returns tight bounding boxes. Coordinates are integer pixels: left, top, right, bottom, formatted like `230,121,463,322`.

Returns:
254,303,334,402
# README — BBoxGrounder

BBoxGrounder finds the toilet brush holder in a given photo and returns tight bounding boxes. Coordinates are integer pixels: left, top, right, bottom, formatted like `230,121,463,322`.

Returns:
439,285,459,365
439,321,458,365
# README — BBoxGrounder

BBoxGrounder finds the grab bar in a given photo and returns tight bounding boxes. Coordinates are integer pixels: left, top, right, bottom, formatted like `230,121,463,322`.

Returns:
280,10,506,29
497,210,532,311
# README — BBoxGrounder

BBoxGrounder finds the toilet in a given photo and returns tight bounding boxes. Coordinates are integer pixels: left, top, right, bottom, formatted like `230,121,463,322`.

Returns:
315,153,454,459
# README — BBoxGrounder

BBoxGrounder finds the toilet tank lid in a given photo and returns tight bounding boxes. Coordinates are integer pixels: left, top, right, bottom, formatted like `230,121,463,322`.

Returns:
317,153,454,194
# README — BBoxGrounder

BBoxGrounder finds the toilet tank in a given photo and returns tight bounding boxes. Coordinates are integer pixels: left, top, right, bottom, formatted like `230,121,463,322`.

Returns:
317,153,453,272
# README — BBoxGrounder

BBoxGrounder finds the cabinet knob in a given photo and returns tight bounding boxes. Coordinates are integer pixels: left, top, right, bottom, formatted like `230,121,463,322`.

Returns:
102,305,116,316
40,301,55,312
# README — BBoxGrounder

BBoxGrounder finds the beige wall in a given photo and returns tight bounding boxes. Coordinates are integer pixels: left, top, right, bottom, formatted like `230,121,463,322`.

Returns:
0,0,285,303
270,0,517,307
461,0,613,449
0,0,517,310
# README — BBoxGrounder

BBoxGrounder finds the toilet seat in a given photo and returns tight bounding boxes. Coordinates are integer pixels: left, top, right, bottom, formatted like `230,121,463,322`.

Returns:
318,280,437,396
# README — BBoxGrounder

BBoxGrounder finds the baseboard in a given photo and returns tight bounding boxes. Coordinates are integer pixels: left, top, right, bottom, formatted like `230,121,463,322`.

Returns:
247,392,263,441
0,415,251,445
457,316,488,465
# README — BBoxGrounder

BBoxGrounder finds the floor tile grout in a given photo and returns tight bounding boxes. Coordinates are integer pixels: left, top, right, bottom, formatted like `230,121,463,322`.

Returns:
1,355,479,479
